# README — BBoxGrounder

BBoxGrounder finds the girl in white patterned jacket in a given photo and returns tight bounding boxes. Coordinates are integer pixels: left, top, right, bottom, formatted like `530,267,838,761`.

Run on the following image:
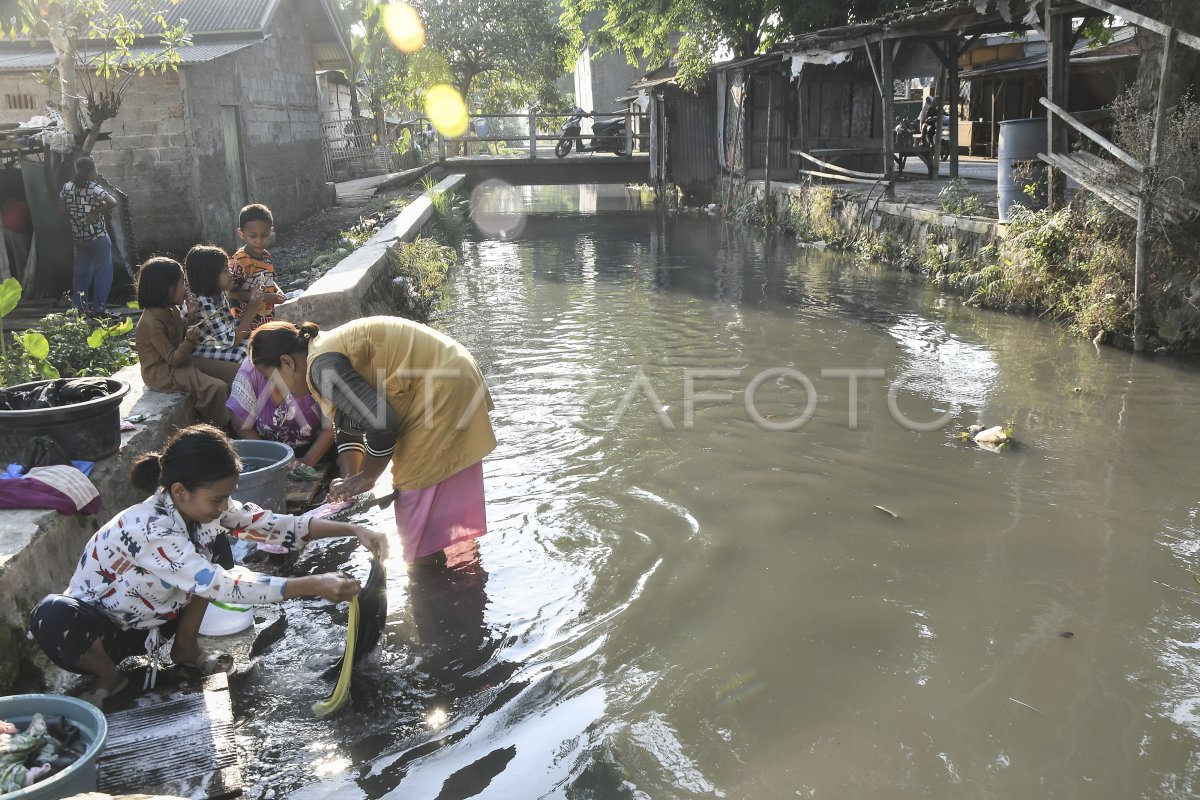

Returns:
28,424,388,707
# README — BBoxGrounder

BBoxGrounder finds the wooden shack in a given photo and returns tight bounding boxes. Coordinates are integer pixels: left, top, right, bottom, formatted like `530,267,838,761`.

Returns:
960,26,1138,156
630,66,719,202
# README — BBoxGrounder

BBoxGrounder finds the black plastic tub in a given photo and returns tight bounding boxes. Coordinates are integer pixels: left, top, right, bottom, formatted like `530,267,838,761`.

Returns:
0,378,130,462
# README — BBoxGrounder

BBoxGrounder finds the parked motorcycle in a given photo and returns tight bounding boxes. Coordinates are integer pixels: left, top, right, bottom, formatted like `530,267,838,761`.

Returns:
555,107,627,158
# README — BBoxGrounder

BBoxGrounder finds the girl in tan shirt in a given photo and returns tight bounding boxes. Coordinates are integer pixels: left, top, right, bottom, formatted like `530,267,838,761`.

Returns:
133,257,232,427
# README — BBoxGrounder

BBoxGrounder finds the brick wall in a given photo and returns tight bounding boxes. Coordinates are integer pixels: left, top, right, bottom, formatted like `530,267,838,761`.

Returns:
0,70,198,256
91,71,197,256
238,13,329,237
181,13,330,255
0,75,52,125
0,11,332,259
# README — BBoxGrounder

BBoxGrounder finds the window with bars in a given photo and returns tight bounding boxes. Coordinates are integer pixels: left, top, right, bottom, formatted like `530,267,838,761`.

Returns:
4,93,36,111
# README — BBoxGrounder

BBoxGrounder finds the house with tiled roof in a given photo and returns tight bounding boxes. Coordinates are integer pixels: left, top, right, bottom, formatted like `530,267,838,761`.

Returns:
0,0,350,261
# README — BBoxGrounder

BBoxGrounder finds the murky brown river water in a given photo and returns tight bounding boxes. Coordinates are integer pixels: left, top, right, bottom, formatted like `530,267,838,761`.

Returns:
238,185,1200,799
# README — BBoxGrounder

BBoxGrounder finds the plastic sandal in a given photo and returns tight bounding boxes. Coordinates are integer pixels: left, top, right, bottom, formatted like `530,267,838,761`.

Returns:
289,463,321,481
175,650,235,676
79,674,129,708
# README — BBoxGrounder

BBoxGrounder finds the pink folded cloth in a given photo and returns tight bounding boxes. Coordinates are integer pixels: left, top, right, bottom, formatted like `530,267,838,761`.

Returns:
0,465,101,514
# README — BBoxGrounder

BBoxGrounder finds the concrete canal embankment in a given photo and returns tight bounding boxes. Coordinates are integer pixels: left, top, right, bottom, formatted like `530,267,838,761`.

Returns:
727,177,1004,268
277,173,467,329
0,174,468,693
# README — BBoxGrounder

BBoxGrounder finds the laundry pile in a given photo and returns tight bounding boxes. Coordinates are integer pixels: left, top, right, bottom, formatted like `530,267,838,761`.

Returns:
0,377,113,411
0,713,89,794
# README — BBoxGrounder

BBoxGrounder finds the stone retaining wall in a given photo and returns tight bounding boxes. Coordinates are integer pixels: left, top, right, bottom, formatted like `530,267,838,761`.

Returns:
729,179,1004,265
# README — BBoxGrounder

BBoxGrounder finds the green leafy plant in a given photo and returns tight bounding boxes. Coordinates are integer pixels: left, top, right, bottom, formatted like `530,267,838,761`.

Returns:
37,312,137,378
421,175,470,243
15,331,58,379
787,187,851,247
0,278,43,385
939,179,984,217
0,285,136,384
0,278,19,362
0,278,34,383
385,237,457,321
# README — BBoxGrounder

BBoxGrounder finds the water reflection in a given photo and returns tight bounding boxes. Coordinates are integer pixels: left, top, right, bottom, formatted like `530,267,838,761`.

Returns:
237,185,1200,799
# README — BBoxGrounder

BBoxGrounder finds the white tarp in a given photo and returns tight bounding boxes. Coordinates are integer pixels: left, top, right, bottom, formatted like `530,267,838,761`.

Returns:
788,49,852,80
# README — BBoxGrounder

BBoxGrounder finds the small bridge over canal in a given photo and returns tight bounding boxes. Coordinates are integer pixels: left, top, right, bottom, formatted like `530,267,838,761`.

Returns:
434,110,650,187
436,110,652,187
441,153,649,187
331,110,652,203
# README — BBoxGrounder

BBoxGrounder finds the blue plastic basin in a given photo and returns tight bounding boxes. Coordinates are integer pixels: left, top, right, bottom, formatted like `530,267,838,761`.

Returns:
0,694,107,799
232,438,294,511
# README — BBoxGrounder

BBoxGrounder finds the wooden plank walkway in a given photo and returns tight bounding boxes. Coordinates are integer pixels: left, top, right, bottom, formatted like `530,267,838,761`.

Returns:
98,672,242,800
286,462,336,514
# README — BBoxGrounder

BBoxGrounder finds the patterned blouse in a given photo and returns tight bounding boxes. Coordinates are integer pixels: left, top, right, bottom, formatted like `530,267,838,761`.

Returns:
190,293,246,363
229,247,278,331
59,179,109,240
65,489,312,630
226,358,324,449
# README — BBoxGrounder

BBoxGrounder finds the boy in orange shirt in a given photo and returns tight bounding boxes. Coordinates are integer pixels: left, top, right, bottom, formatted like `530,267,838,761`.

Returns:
229,203,287,331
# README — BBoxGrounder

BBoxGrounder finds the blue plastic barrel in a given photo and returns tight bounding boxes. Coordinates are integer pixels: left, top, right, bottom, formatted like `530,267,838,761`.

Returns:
0,694,107,799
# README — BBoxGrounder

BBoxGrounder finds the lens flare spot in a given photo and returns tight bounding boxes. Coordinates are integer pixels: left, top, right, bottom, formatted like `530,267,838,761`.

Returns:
425,85,468,138
382,3,425,53
425,707,448,729
470,179,527,239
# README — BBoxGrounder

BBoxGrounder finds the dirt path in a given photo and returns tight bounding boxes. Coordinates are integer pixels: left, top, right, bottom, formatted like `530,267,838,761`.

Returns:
268,183,428,292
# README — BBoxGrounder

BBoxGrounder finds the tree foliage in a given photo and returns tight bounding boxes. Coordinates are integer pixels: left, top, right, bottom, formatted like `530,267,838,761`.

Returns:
337,0,411,131
337,0,569,119
0,0,190,153
410,0,570,110
563,0,917,87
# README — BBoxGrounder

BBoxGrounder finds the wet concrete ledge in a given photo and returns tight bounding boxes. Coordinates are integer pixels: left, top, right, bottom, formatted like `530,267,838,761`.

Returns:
276,173,468,329
0,365,192,692
804,183,1004,252
735,179,1005,260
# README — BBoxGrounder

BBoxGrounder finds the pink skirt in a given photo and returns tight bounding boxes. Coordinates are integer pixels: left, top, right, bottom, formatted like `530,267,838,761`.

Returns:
393,461,487,563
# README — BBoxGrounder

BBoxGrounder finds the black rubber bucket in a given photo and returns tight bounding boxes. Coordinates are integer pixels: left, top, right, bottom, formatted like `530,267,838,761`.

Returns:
0,378,130,462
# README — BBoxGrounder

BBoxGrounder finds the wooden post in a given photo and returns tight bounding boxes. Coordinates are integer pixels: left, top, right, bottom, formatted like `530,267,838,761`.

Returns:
529,111,537,160
1134,27,1176,352
881,37,895,194
1046,0,1070,209
796,78,808,179
437,131,445,162
764,73,773,210
949,37,960,180
624,108,633,156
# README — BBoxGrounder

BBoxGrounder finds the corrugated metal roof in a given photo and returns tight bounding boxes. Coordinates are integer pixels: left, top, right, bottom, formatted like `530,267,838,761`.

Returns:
313,41,350,70
776,0,1041,52
102,0,275,35
0,39,261,71
964,50,1134,77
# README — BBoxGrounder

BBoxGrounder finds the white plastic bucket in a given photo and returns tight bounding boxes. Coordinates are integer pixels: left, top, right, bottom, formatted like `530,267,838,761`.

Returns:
198,600,254,636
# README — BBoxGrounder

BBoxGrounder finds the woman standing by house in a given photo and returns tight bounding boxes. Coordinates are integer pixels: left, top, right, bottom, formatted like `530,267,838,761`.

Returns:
247,318,497,566
60,156,117,317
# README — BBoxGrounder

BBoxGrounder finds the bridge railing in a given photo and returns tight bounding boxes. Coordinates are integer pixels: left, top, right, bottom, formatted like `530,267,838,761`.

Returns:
427,110,651,160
